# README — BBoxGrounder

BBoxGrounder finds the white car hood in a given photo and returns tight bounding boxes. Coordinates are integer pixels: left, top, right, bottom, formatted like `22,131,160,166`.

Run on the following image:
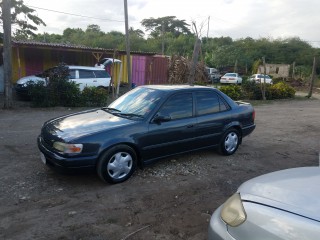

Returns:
239,166,320,221
16,75,45,84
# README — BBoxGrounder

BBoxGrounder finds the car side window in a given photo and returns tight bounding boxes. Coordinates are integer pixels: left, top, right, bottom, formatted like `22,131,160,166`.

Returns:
94,70,110,78
195,91,221,115
69,70,76,79
158,93,193,120
79,70,95,79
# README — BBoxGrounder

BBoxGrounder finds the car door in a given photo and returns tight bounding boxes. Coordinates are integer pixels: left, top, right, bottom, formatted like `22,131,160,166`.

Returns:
76,69,96,90
93,69,111,88
141,92,196,162
193,91,231,148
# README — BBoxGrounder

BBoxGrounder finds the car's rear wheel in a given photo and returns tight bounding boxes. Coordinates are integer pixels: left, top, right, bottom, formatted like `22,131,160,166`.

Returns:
97,145,137,184
219,128,240,155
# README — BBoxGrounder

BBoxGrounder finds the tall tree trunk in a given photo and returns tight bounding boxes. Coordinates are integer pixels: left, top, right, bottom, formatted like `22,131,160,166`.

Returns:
3,0,13,109
188,38,201,85
307,56,317,98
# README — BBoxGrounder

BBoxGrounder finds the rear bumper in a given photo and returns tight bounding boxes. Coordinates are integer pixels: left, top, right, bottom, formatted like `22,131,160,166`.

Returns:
220,79,238,84
242,124,255,137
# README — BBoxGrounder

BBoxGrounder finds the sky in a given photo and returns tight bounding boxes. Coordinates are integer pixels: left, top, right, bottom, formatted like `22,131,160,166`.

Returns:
23,0,320,47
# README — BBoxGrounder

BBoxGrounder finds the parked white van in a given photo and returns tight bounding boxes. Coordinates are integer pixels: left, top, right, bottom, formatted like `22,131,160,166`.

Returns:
15,65,111,96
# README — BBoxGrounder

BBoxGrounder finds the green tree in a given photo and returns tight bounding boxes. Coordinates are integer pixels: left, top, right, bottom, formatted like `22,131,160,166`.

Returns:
129,27,144,38
141,16,192,38
0,0,46,39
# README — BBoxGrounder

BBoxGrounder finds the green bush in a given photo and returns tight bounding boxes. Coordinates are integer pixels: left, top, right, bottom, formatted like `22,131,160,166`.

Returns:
28,82,52,107
241,81,262,100
268,82,296,99
240,81,295,100
28,63,109,107
81,87,109,107
219,85,242,100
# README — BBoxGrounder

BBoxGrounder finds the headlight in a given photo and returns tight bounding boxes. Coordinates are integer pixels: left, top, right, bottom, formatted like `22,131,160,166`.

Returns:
53,142,83,154
220,193,246,227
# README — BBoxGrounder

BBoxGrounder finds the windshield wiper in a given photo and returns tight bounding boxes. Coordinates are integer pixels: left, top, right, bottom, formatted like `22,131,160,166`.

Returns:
115,113,144,119
101,107,121,112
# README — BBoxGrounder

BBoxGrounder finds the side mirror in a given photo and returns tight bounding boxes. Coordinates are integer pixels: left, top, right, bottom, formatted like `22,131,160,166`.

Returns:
152,114,171,124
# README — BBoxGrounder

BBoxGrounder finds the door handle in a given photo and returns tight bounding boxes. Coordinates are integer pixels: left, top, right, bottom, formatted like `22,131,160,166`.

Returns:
186,124,194,128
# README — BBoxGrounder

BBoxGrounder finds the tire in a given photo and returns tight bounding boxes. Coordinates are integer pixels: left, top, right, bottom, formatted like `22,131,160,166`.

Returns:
97,145,137,184
219,128,240,155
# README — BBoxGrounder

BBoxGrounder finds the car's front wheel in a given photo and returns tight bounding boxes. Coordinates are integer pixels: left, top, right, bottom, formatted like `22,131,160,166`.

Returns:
219,128,240,155
97,145,137,184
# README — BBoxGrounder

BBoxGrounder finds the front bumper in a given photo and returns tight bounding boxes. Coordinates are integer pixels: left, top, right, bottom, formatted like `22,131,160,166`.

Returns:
208,206,236,240
37,135,97,170
15,84,29,96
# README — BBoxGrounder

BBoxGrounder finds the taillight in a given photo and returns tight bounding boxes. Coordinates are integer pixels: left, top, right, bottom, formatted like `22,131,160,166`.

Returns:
252,110,255,122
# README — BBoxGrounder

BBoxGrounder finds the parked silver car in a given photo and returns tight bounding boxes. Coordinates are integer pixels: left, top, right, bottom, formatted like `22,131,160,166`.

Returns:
249,74,273,84
220,73,242,84
208,166,320,240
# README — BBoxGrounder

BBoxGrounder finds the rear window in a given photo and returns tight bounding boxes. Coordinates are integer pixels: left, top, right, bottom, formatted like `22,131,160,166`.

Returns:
225,73,236,77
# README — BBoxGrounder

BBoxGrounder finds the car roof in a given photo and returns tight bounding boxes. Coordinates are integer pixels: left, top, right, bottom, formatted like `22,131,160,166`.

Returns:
239,166,320,221
68,65,106,71
139,84,217,92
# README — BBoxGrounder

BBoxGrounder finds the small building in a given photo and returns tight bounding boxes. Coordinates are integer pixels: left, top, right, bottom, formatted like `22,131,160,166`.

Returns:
0,40,169,93
258,64,290,79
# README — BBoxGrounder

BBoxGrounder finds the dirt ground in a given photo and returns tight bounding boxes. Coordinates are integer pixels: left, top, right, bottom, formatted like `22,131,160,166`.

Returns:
0,96,319,240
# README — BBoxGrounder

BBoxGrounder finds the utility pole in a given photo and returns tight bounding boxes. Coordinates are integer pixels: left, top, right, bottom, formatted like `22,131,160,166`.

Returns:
207,16,210,39
124,0,131,91
161,22,165,55
307,56,317,98
2,0,13,109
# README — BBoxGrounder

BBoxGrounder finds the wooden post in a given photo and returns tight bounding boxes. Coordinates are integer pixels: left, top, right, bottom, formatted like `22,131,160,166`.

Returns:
261,57,266,100
3,0,13,109
307,56,317,98
292,61,296,79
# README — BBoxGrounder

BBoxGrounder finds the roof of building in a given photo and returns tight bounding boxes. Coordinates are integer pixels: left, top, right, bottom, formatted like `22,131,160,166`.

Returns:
10,40,158,55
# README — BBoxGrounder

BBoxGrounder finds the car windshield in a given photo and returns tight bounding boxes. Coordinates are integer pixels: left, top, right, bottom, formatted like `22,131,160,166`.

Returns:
107,87,164,118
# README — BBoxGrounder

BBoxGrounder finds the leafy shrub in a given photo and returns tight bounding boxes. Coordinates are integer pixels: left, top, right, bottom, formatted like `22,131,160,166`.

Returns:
241,81,263,100
28,82,52,107
81,87,109,107
219,85,242,100
267,82,295,99
240,81,295,100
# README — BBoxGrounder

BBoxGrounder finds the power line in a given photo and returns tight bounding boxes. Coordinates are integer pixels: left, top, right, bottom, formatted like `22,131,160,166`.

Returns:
26,5,124,23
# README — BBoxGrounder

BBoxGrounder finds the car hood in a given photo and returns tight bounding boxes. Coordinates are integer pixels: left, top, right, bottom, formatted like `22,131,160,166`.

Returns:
239,167,320,221
43,109,137,141
16,75,45,84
